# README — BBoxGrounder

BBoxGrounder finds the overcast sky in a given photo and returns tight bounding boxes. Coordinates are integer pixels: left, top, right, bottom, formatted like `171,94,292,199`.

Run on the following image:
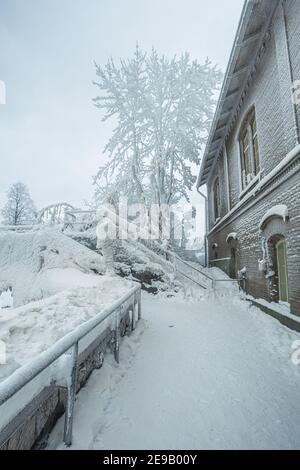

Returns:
0,0,244,212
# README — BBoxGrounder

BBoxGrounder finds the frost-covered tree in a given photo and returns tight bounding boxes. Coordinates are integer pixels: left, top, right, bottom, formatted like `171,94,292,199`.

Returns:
1,182,37,225
93,46,149,206
93,46,222,208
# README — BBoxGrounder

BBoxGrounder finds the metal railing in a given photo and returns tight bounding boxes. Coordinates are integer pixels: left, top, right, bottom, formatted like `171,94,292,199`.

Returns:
137,238,214,289
212,278,246,291
171,253,213,289
0,284,141,447
138,238,246,292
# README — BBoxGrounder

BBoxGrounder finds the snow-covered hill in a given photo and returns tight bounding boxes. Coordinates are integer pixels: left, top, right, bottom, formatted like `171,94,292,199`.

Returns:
0,228,105,307
0,276,133,383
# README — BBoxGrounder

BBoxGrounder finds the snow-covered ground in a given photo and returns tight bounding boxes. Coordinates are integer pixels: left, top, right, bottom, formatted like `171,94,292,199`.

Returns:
48,292,300,450
1,226,300,449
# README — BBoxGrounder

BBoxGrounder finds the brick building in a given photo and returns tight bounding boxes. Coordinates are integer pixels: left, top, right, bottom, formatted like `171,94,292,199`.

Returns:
197,0,300,316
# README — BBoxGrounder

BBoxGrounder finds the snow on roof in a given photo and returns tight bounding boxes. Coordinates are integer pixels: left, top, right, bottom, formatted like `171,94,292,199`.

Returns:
226,232,238,243
259,205,289,230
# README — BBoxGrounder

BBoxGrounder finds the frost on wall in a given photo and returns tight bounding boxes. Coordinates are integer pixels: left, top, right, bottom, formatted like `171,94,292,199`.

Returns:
226,232,238,243
259,204,289,230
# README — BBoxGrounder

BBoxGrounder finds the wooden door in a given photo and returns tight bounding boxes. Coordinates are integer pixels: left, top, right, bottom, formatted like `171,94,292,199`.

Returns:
276,239,289,302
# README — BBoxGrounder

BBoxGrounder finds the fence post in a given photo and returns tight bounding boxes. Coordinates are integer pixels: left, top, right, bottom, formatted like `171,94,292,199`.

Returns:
114,309,120,364
63,341,79,447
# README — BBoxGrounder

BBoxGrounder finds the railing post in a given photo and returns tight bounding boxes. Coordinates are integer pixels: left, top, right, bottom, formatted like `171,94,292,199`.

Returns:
114,309,120,364
212,278,216,290
63,341,79,447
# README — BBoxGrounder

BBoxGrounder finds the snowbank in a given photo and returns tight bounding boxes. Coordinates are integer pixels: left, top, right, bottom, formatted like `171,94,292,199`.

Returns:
0,276,133,382
0,228,105,307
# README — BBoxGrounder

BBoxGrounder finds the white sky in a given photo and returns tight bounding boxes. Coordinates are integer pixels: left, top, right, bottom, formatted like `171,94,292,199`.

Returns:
0,0,244,211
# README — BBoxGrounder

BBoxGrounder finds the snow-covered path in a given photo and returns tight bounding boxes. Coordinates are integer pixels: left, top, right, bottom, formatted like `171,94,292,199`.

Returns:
48,293,300,450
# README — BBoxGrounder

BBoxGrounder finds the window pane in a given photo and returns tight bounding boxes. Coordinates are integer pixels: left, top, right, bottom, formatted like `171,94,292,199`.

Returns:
243,147,250,175
241,130,251,187
251,115,259,174
214,178,220,219
240,110,260,189
243,133,249,150
253,135,260,174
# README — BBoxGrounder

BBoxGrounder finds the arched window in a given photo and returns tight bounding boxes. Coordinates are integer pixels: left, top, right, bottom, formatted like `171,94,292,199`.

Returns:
213,177,221,221
239,108,260,189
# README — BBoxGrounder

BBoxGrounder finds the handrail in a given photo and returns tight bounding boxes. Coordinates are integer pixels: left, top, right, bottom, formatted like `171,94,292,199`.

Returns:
171,252,214,282
138,238,214,283
140,240,245,291
176,270,207,290
0,284,141,446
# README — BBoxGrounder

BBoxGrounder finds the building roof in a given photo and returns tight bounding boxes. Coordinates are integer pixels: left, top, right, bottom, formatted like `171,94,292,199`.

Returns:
197,0,279,188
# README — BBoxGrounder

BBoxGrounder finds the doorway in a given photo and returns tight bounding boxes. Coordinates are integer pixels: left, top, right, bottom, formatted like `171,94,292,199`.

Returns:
229,247,237,279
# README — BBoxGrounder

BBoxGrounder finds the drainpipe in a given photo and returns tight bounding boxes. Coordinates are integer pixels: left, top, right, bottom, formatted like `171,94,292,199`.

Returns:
197,187,209,268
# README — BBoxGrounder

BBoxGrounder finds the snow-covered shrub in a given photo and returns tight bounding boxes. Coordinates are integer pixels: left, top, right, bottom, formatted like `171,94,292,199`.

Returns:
113,240,177,294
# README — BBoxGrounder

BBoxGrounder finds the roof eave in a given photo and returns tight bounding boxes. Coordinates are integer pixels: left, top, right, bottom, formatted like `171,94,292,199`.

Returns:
196,0,262,188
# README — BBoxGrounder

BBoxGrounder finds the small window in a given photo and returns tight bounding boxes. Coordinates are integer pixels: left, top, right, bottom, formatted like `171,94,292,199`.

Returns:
239,109,260,189
213,177,221,221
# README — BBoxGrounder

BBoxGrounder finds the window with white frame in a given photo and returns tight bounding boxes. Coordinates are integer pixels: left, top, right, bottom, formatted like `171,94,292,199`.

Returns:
239,108,260,190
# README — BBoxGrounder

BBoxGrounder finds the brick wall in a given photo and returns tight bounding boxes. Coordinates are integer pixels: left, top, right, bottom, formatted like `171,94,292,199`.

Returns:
208,160,300,316
225,27,288,210
285,0,300,134
207,1,300,316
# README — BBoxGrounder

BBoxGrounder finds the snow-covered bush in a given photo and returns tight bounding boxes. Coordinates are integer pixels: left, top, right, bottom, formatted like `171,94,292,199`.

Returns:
114,240,178,294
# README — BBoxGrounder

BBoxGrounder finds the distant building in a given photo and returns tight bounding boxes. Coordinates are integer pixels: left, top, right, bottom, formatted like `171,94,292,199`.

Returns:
197,0,300,316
